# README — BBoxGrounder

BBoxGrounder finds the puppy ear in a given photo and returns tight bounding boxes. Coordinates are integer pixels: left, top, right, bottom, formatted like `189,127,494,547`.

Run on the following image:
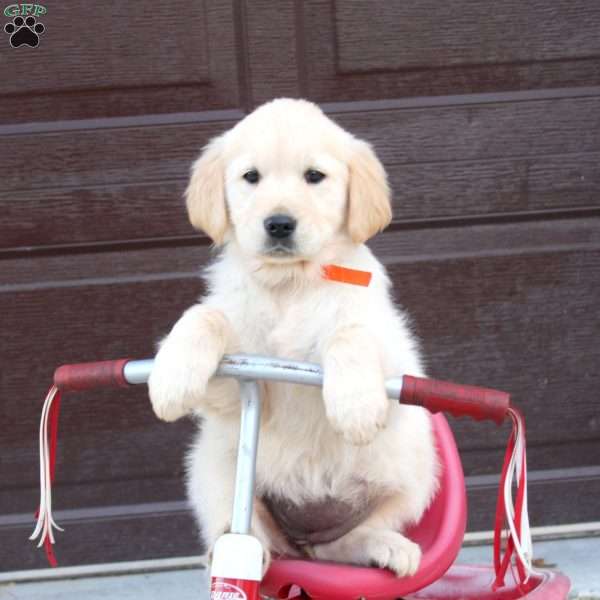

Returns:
185,136,229,245
346,140,392,244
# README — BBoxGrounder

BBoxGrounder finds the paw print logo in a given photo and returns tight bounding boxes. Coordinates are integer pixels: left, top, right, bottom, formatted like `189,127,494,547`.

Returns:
4,15,45,48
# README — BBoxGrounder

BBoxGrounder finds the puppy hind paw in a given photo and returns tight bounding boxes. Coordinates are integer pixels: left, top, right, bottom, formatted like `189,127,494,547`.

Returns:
365,531,422,577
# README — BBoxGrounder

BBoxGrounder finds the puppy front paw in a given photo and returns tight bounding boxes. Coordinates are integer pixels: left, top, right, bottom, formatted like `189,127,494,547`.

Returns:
323,373,389,445
148,340,218,422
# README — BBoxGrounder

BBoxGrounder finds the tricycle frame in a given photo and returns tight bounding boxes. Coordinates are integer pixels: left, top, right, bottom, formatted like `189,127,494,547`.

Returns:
41,354,570,599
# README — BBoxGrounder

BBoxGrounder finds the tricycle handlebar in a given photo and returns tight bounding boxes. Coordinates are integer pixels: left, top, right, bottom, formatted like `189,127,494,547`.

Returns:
53,355,510,425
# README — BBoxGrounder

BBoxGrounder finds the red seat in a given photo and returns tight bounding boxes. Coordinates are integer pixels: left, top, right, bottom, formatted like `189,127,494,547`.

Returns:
261,413,467,600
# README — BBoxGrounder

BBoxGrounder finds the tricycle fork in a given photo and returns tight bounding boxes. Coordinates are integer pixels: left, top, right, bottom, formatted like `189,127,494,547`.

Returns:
210,380,264,600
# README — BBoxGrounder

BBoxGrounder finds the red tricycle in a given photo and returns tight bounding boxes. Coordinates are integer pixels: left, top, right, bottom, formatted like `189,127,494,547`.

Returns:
32,354,571,599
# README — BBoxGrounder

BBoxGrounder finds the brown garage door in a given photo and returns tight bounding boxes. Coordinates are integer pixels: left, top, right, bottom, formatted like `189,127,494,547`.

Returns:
2,1,599,571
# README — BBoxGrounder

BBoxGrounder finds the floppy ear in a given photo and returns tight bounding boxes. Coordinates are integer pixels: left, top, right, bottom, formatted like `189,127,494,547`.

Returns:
185,136,229,245
346,140,392,244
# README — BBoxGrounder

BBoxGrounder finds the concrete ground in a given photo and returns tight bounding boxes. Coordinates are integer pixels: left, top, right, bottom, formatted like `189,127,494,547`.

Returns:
1,536,598,599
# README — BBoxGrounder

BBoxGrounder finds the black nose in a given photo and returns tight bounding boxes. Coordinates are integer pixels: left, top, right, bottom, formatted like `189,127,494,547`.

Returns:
264,214,297,239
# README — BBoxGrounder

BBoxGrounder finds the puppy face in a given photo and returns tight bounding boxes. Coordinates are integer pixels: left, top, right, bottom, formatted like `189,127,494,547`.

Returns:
224,105,350,262
186,99,391,265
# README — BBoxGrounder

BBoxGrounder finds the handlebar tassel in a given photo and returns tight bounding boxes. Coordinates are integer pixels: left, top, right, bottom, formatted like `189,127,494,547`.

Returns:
30,384,63,567
492,406,534,589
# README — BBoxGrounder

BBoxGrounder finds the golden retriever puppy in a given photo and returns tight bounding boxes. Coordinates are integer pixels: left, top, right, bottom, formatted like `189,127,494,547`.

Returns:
148,98,438,577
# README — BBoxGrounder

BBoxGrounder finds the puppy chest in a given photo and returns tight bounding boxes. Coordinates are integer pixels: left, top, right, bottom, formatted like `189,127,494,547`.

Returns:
241,303,332,360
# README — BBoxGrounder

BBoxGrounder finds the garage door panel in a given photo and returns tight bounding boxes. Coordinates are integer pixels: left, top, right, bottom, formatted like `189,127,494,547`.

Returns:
390,151,600,221
297,0,600,101
371,216,600,263
332,94,600,164
0,1,242,124
3,182,191,249
1,507,199,571
244,0,304,102
2,418,193,499
1,86,242,126
467,474,600,532
335,1,600,73
1,477,187,516
1,117,228,249
461,443,600,477
1,243,211,287
3,2,209,95
0,119,237,193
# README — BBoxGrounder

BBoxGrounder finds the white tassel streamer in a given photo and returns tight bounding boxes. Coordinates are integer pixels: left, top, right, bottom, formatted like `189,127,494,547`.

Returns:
29,385,63,551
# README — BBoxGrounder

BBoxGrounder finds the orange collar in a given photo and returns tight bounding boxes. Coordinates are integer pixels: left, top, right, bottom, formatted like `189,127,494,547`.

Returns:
321,264,372,287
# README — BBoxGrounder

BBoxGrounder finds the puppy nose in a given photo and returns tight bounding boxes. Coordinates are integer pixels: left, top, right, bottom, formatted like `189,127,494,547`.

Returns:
264,214,297,239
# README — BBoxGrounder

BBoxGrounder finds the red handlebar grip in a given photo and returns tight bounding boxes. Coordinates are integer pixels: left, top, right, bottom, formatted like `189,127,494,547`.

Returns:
400,375,510,424
54,359,131,392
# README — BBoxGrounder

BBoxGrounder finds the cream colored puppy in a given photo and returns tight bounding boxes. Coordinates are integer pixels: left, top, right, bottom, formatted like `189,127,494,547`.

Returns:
148,98,438,577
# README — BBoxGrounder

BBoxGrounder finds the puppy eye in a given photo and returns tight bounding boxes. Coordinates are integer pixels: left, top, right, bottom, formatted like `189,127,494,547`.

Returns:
243,169,260,184
305,169,326,184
